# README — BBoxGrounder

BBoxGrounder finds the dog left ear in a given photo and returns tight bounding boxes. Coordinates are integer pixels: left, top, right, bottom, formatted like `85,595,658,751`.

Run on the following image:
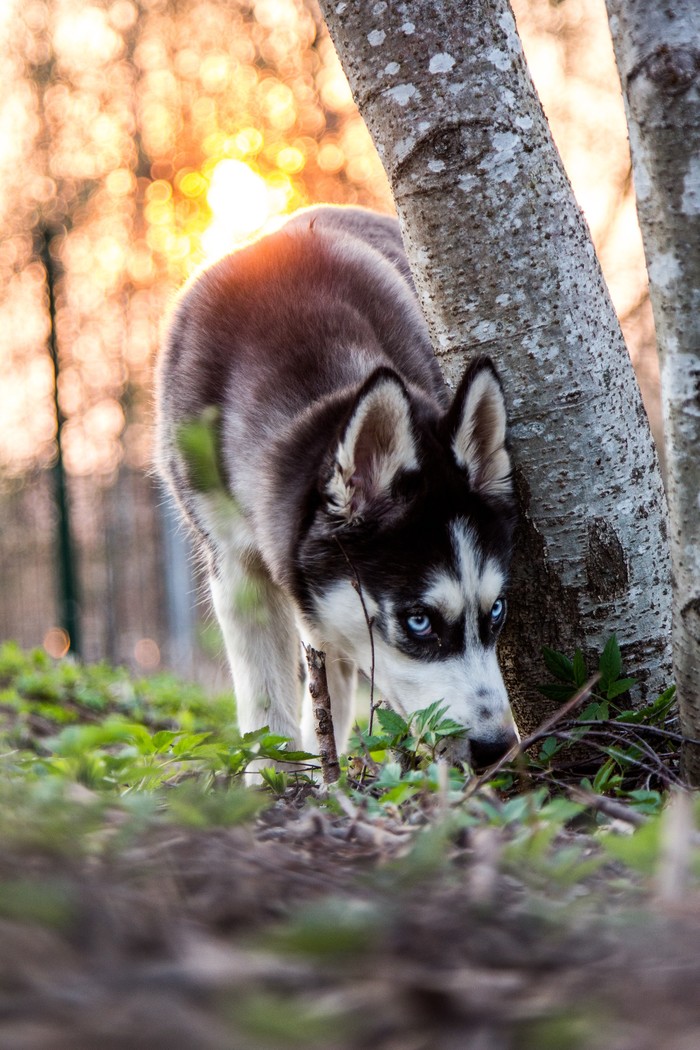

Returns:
449,358,512,502
324,369,419,524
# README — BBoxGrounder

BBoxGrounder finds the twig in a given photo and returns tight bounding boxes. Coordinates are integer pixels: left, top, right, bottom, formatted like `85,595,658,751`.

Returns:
303,645,340,785
568,786,648,828
555,726,685,788
465,674,601,796
334,537,378,732
578,720,698,746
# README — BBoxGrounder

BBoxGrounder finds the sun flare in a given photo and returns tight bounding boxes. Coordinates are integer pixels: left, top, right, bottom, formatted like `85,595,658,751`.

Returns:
201,159,275,261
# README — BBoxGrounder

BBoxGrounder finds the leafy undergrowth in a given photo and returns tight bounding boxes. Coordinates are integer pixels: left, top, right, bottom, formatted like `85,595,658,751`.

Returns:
1,640,700,1050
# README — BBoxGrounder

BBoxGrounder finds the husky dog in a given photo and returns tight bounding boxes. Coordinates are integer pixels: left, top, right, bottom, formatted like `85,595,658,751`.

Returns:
156,206,519,769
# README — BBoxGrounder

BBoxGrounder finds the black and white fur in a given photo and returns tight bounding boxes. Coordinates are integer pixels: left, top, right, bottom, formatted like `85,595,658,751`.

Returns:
156,206,519,769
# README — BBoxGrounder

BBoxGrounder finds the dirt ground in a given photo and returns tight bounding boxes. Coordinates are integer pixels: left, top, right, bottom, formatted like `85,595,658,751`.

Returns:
1,792,700,1050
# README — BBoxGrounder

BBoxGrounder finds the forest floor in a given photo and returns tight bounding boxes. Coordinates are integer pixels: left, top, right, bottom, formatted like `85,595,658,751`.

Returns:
1,642,700,1050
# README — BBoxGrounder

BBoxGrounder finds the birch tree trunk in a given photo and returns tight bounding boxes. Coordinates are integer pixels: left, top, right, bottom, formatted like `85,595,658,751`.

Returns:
316,0,672,732
605,0,700,782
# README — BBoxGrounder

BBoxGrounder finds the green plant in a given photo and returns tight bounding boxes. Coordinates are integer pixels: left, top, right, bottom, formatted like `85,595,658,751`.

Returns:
350,700,466,768
534,635,678,813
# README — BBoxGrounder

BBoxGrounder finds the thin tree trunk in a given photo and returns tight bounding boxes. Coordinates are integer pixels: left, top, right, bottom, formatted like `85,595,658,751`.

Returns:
316,0,672,732
605,0,700,782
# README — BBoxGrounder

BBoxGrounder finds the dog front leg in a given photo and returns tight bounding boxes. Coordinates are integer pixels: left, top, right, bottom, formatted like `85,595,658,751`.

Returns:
209,555,303,750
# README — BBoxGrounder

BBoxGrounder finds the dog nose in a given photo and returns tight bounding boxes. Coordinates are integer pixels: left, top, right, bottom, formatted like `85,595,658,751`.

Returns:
469,729,518,771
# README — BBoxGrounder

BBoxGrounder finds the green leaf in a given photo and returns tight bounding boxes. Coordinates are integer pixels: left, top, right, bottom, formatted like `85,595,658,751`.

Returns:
539,736,561,761
259,767,289,797
351,733,390,753
598,636,622,689
272,749,316,762
592,758,616,793
176,407,227,494
578,701,607,723
433,717,467,739
542,647,575,684
572,649,587,688
375,762,404,789
170,731,212,756
151,730,181,750
616,685,675,725
378,782,420,806
625,789,663,816
606,677,636,701
538,798,586,825
375,707,408,737
413,701,449,735
537,683,576,703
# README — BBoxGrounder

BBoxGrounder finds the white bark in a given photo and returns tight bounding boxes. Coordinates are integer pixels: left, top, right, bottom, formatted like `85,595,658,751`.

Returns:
605,0,700,781
317,0,672,732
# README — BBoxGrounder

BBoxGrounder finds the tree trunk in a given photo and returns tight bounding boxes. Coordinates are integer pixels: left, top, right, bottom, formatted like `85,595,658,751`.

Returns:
316,0,672,732
605,0,700,782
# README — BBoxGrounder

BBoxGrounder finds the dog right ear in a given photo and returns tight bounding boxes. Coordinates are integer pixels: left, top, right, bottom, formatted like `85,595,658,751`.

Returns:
449,357,513,503
324,369,418,524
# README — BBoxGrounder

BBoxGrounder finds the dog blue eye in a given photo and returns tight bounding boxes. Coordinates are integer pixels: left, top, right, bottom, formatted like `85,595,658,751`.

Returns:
407,613,432,637
490,598,505,625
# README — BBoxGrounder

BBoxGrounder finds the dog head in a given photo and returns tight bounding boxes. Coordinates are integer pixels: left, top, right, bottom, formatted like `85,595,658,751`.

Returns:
298,357,519,770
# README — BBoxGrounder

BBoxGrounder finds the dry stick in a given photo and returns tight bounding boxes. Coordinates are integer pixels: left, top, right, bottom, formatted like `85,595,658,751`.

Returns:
304,644,341,785
465,673,601,797
525,764,648,826
568,786,649,828
527,765,650,828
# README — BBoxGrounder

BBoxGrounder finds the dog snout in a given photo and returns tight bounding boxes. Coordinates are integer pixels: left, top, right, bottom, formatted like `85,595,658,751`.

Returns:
469,728,519,771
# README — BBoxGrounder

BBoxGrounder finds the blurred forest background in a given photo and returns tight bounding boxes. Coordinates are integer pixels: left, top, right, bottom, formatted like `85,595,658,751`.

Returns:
0,0,661,685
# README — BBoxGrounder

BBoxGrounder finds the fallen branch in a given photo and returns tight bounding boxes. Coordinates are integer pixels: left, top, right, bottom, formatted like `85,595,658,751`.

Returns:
304,644,340,785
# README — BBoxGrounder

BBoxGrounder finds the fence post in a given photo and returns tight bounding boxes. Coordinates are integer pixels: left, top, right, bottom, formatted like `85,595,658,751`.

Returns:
40,226,81,657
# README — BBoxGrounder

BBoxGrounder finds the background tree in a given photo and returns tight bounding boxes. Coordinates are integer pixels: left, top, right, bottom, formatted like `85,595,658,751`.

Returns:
605,0,700,781
316,0,673,732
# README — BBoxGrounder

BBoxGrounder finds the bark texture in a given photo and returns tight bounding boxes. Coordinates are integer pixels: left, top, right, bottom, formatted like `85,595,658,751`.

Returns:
605,0,700,781
317,0,672,732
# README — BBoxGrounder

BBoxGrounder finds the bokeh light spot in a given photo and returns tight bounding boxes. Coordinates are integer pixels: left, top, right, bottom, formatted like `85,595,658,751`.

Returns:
276,145,305,174
44,627,71,659
134,637,160,669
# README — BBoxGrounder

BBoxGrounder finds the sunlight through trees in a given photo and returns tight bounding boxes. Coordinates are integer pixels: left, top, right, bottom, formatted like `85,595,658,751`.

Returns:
0,0,391,480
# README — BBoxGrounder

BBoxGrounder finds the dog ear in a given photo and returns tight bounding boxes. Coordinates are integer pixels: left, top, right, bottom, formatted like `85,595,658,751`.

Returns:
449,358,512,502
324,369,418,523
